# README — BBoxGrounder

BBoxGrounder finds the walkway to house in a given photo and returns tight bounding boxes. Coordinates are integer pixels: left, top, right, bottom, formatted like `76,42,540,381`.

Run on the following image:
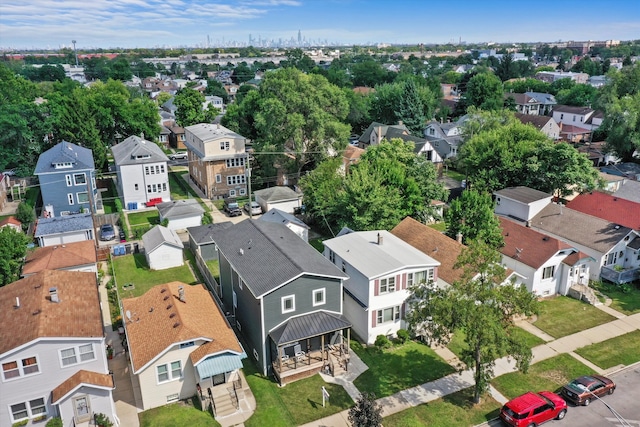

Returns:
299,303,640,427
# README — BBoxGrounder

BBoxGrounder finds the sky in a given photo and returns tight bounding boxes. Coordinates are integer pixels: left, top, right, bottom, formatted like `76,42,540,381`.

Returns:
0,0,639,50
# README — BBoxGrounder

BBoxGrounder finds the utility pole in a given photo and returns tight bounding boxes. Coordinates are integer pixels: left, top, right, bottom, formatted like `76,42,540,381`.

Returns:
246,153,253,219
72,40,78,67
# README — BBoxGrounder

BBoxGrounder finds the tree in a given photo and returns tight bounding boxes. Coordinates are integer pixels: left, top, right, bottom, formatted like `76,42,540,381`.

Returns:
395,79,426,136
407,240,538,403
555,84,597,106
174,87,218,127
0,227,32,287
600,93,640,162
495,53,515,82
351,59,393,87
444,189,503,249
16,201,36,230
348,392,382,427
462,72,504,112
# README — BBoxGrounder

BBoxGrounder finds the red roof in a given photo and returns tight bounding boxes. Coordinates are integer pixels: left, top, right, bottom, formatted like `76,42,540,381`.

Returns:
566,192,640,230
499,217,573,268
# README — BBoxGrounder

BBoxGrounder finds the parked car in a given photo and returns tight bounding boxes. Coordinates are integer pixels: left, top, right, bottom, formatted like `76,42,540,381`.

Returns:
169,151,188,160
100,224,116,241
561,375,615,406
244,201,262,215
119,229,127,242
500,391,567,427
223,198,242,217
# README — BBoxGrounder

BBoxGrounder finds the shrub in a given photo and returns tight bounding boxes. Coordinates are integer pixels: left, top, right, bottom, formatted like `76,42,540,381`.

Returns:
12,420,28,427
396,329,410,343
374,335,391,349
621,283,633,294
46,418,63,427
94,413,113,427
202,211,213,225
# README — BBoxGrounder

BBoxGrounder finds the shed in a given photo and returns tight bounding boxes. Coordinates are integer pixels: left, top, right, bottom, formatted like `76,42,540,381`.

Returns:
142,225,184,270
157,199,205,231
253,186,302,214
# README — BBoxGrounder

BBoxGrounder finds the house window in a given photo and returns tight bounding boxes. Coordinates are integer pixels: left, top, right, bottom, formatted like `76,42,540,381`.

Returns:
150,166,155,174
407,272,414,287
162,183,167,191
67,193,74,205
329,250,335,263
233,291,237,308
281,295,295,313
605,252,618,265
239,280,244,290
376,306,400,324
560,113,564,120
425,150,433,161
226,158,246,167
160,165,165,173
229,189,236,197
3,356,39,380
66,175,72,186
77,192,89,204
342,261,346,272
542,266,555,279
428,128,435,136
239,188,246,196
157,365,169,382
216,174,222,183
313,288,326,306
167,393,179,403
73,173,86,185
226,175,246,185
79,344,95,362
171,361,182,378
180,341,195,349
10,398,46,423
220,141,230,150
2,361,19,379
156,361,181,383
134,184,139,191
147,185,152,193
379,277,396,293
145,166,150,175
61,348,77,366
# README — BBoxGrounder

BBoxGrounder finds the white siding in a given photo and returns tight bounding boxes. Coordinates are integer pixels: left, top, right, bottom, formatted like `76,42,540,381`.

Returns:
146,245,184,270
162,216,202,232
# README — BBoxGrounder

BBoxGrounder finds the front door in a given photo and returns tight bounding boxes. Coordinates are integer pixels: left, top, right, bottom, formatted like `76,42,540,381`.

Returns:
73,395,91,423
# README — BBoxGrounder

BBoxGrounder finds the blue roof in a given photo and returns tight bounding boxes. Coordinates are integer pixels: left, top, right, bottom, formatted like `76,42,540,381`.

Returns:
34,213,94,237
195,353,246,379
35,141,95,174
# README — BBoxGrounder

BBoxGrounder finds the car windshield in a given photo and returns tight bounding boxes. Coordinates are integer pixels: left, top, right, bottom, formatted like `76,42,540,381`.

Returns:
102,225,113,231
229,203,239,208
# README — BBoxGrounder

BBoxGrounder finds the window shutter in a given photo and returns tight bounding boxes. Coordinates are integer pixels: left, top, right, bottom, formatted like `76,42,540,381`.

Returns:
371,310,377,327
401,302,406,320
433,267,438,283
374,279,379,296
401,273,407,290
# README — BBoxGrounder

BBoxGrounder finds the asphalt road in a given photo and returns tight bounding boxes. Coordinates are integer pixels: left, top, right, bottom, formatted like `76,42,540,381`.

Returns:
484,364,640,427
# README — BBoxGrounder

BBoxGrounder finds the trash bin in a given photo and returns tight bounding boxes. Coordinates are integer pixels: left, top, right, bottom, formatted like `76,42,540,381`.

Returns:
133,243,139,254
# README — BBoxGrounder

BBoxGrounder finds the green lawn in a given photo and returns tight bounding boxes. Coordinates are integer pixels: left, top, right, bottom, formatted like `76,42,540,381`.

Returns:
492,354,595,399
428,222,447,232
575,330,640,369
447,327,545,360
205,259,220,282
309,238,325,253
139,396,219,427
532,296,615,338
243,361,353,427
112,252,197,298
169,171,197,200
592,281,640,315
384,388,501,427
444,169,465,182
352,340,456,398
100,179,118,214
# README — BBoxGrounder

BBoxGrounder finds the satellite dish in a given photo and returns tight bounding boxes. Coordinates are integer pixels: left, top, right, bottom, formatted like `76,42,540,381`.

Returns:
126,310,132,321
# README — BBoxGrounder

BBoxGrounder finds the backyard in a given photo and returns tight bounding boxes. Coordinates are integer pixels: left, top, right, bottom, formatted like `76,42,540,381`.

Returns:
532,296,616,338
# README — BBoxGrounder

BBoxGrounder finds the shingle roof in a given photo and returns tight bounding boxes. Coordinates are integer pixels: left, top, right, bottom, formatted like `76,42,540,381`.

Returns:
185,123,244,142
612,180,640,203
22,240,97,276
566,192,640,230
391,217,465,285
111,136,169,166
260,208,309,229
530,203,632,253
253,186,301,203
52,370,113,403
324,230,440,278
525,92,556,105
269,311,351,345
514,113,556,130
211,220,347,297
494,186,552,204
187,222,234,245
358,122,408,144
499,217,573,269
0,216,22,228
157,199,205,220
35,141,95,174
122,282,243,372
0,270,102,355
142,225,184,253
553,105,595,115
34,213,94,237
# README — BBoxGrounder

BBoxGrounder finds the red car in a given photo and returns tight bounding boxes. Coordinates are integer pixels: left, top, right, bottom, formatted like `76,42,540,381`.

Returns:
500,391,567,427
561,375,616,406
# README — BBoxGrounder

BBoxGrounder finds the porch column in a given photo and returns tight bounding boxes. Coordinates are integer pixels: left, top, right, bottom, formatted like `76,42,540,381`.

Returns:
347,329,350,355
321,335,325,361
279,345,283,372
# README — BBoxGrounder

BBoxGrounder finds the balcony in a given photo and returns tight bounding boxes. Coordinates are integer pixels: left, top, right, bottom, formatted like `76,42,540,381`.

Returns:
601,266,640,284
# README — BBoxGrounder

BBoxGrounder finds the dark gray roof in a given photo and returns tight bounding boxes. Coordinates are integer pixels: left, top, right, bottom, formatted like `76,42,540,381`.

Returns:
358,122,408,144
494,186,552,204
35,141,95,175
530,204,632,253
187,222,234,244
141,225,184,253
211,220,347,297
269,311,351,345
259,208,309,229
111,136,169,166
157,199,205,220
254,186,301,203
525,92,557,105
34,213,94,237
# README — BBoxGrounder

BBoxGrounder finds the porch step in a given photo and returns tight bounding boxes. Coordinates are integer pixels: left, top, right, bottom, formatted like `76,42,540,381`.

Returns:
212,391,238,418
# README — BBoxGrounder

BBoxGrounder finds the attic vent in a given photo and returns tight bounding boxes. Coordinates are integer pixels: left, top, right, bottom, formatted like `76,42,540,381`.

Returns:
161,288,167,293
169,313,176,318
32,309,41,315
166,304,173,310
173,322,180,328
163,295,169,301
542,236,549,241
149,307,154,312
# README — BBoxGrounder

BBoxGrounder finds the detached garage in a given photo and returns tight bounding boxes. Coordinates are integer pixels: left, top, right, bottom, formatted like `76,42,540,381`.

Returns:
253,186,302,214
157,199,205,231
142,225,184,270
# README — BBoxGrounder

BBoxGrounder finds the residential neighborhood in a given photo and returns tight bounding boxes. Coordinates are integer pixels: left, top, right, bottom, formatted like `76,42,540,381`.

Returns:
1,26,640,427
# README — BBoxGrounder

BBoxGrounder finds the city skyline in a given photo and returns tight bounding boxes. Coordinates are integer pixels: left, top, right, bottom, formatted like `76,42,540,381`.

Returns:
1,0,639,50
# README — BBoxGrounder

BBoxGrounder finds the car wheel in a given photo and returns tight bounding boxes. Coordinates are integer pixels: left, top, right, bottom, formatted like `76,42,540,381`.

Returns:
608,387,615,395
583,398,591,406
526,423,536,427
556,409,567,420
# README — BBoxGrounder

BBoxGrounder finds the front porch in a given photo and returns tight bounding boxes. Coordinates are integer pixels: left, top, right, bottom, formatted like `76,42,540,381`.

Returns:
601,266,640,285
272,343,350,385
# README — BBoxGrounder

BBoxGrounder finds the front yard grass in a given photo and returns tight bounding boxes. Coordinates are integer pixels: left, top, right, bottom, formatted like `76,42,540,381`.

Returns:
532,296,615,338
492,354,595,399
383,388,501,427
112,251,198,298
575,329,640,369
139,396,219,427
243,361,353,427
447,327,545,360
592,281,640,315
352,340,456,398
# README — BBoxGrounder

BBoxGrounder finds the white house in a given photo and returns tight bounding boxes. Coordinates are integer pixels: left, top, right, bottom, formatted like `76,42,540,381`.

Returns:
111,135,170,210
259,208,310,242
142,225,184,270
121,282,246,414
34,213,95,247
0,270,116,427
253,186,302,214
156,199,205,231
494,186,553,224
323,230,440,344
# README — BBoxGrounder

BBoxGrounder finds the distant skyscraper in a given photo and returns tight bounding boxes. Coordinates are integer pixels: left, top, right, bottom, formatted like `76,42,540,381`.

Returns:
298,30,302,46
249,34,252,45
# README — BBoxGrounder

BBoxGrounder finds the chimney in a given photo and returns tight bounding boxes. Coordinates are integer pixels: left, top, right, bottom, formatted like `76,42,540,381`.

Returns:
377,233,383,245
178,286,185,302
377,126,383,144
456,232,463,244
50,287,59,303
398,120,403,126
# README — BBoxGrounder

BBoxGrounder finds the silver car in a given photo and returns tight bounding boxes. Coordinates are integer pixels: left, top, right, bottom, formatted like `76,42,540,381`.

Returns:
244,201,262,215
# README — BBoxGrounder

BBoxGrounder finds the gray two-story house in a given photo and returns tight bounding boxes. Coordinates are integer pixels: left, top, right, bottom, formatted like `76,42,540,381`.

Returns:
209,219,350,385
35,141,98,217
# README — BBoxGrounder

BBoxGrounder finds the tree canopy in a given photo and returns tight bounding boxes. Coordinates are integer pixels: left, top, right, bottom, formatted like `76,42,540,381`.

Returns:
461,72,504,112
174,87,218,127
444,189,503,249
0,227,32,287
348,392,382,427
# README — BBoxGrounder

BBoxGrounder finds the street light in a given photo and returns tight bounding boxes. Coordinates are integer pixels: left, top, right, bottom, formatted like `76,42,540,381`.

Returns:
576,384,631,427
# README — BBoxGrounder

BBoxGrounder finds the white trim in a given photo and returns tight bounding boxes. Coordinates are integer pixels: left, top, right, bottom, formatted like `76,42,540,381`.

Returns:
281,294,295,314
312,288,326,307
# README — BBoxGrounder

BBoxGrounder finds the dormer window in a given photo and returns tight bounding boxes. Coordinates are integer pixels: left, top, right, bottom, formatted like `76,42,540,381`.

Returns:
134,154,151,160
53,162,73,169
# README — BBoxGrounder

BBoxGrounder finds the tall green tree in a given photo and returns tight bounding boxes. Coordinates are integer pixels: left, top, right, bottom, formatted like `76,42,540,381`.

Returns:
174,87,218,127
0,227,32,287
600,93,640,162
495,53,515,82
462,72,504,112
348,392,382,427
444,189,503,249
395,79,426,136
407,240,538,403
